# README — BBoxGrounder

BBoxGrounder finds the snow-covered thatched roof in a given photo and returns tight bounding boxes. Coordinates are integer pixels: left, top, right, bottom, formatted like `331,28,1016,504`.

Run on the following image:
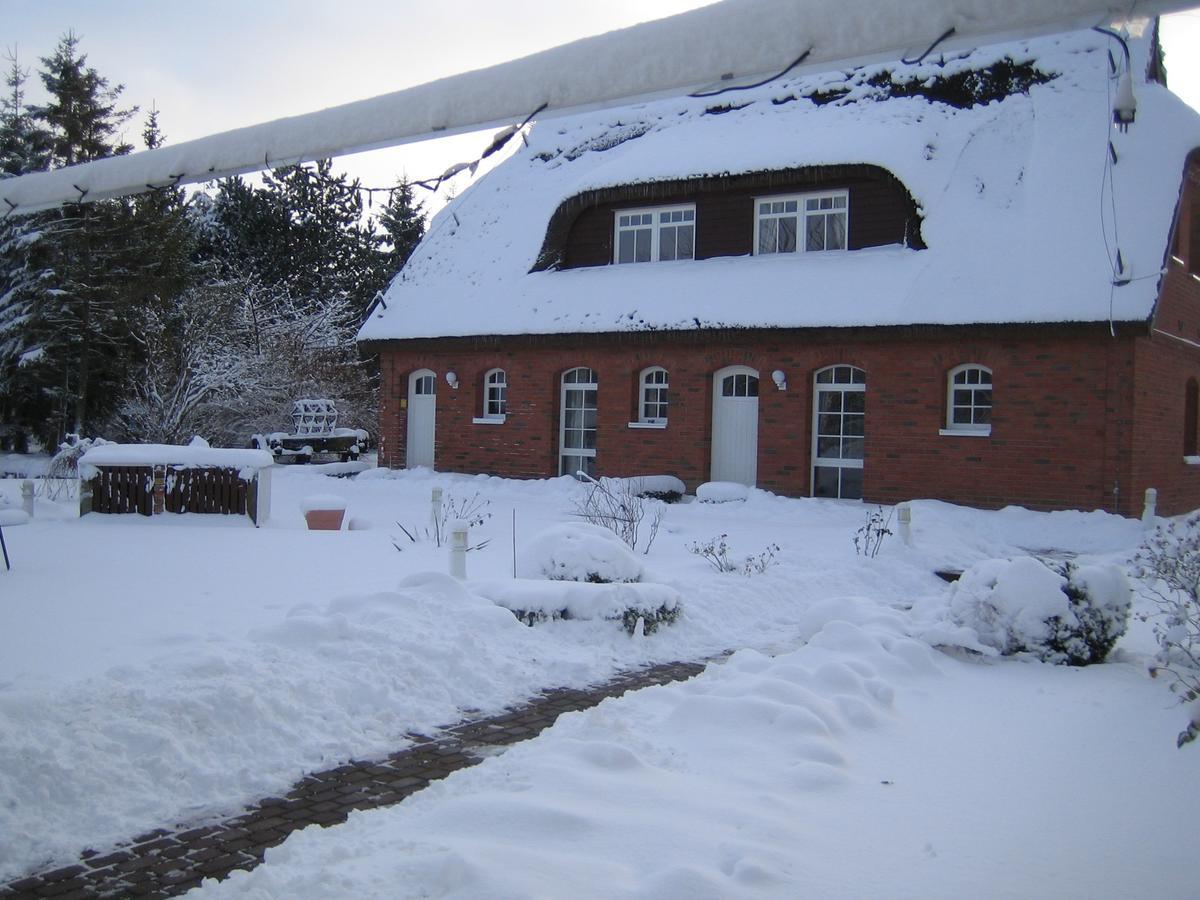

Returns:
358,23,1200,343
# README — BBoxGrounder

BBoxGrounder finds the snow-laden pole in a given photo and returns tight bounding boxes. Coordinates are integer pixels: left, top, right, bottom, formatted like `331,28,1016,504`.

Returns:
0,0,1186,215
1142,487,1158,530
449,520,469,579
897,502,913,547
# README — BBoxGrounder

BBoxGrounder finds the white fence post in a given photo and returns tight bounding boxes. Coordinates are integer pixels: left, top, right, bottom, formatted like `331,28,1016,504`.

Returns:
1142,487,1158,530
449,520,468,579
897,502,912,547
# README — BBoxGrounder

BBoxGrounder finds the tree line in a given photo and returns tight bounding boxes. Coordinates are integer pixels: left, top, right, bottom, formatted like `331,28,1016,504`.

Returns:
0,32,424,451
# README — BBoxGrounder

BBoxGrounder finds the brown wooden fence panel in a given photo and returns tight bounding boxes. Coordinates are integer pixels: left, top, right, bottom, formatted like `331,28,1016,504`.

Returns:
90,464,254,518
90,466,153,516
163,466,247,515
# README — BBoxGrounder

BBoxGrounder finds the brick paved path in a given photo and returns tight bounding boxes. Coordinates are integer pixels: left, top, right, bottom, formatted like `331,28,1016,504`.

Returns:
0,659,708,899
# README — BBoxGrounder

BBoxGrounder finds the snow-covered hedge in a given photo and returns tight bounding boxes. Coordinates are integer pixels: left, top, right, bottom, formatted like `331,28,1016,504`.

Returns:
618,474,686,502
697,481,749,503
471,579,681,635
518,522,644,584
945,557,1131,665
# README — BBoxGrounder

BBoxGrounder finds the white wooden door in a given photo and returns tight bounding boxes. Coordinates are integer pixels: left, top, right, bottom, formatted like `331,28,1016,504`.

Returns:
711,366,759,485
406,369,436,469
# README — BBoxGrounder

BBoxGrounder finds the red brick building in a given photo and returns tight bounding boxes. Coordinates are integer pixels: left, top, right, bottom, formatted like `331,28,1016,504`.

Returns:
359,24,1200,517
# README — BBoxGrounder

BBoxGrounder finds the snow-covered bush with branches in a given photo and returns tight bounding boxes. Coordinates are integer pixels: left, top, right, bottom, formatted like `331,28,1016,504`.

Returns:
572,475,665,554
1134,516,1200,748
39,433,110,500
940,556,1130,665
518,522,643,584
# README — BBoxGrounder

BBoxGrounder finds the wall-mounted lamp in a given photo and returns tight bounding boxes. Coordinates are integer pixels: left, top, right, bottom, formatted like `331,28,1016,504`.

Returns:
445,371,459,390
771,369,787,391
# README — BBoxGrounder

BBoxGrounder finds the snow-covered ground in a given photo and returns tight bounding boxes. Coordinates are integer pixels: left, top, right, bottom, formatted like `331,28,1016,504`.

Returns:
0,462,1193,897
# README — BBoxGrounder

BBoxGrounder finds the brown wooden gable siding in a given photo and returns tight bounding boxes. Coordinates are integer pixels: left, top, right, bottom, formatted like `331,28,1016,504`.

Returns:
536,164,922,272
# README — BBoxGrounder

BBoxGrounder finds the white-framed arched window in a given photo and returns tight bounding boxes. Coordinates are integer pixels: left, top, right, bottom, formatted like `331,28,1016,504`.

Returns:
945,364,992,434
482,368,507,420
638,366,669,425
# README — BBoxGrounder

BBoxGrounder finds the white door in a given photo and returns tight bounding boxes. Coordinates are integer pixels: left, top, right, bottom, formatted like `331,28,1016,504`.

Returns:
560,367,598,478
406,369,436,469
812,365,865,499
711,366,759,485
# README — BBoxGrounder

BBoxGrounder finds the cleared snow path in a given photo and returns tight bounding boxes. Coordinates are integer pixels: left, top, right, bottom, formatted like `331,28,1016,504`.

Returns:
0,660,710,898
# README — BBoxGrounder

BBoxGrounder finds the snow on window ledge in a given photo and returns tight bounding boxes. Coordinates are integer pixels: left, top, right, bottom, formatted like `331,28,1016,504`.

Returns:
628,421,667,429
939,426,991,437
472,415,507,425
1184,455,1200,465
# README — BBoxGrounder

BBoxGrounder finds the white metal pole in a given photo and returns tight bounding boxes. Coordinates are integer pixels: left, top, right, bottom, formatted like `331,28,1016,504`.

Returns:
450,521,468,579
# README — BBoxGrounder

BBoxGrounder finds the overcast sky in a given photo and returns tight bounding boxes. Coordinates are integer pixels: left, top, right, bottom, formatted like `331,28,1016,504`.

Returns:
6,1,1200,212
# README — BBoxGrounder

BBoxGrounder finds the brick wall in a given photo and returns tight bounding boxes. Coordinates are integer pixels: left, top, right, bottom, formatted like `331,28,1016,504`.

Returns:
1131,151,1200,516
372,323,1199,516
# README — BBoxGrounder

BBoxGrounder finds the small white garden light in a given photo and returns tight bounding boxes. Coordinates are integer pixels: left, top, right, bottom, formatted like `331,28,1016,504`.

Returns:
771,369,787,391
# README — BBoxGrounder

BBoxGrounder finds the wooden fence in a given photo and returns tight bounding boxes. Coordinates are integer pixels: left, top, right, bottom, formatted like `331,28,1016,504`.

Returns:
164,467,248,515
89,466,153,516
88,465,264,522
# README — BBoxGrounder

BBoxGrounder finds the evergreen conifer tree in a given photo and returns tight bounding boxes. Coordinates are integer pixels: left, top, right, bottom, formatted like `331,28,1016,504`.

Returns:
377,177,425,275
0,52,56,446
17,31,147,439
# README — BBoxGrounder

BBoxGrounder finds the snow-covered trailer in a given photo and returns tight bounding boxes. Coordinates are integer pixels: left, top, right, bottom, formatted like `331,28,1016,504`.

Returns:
252,399,367,463
77,444,274,525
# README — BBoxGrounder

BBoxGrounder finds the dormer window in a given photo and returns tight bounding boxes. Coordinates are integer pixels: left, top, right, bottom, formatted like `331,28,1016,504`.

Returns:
755,190,848,255
614,205,695,263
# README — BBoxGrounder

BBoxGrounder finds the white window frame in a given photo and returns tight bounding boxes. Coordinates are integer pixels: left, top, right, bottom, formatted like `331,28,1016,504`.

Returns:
941,364,992,436
629,366,669,428
473,368,508,424
614,204,696,264
754,190,848,256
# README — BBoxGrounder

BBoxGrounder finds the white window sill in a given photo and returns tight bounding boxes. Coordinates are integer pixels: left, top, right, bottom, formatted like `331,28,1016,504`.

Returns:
628,421,667,429
472,415,506,425
939,427,991,437
1185,455,1200,465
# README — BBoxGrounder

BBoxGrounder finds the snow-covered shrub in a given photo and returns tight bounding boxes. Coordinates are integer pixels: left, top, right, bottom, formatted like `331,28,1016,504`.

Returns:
620,475,686,503
474,578,680,635
394,491,492,551
1134,516,1200,748
572,475,664,553
519,522,644,584
948,556,1130,665
40,434,109,500
853,506,893,558
696,481,749,503
688,534,781,576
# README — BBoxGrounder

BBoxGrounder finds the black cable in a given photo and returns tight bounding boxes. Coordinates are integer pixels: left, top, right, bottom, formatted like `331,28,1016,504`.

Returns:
900,27,956,65
1092,26,1131,67
690,49,811,98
